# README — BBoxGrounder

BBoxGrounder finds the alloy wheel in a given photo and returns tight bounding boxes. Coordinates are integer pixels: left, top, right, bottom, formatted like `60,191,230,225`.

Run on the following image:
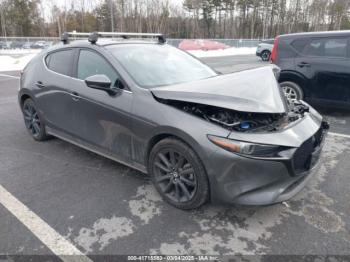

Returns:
23,103,41,137
282,85,299,101
261,51,270,61
153,149,197,203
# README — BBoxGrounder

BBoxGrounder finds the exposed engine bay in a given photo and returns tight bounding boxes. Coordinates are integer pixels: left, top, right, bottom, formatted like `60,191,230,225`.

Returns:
159,99,309,133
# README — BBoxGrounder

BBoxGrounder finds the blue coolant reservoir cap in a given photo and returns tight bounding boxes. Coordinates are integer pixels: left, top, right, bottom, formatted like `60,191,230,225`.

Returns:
240,122,251,129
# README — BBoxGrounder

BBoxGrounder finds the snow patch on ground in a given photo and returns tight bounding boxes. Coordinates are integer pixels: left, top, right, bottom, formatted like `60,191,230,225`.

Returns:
0,49,41,55
188,47,256,58
0,54,37,72
128,184,162,224
73,216,135,253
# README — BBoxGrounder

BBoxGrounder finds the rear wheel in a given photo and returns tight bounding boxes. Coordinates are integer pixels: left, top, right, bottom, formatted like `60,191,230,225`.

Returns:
22,98,49,141
280,81,304,101
261,50,271,61
148,138,209,210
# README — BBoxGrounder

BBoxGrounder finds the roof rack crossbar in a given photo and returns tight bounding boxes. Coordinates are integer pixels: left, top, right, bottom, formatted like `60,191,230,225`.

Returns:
61,31,166,44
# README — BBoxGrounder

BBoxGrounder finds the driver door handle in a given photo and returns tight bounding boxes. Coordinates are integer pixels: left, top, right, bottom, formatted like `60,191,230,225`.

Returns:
35,81,45,88
71,91,80,101
297,62,311,68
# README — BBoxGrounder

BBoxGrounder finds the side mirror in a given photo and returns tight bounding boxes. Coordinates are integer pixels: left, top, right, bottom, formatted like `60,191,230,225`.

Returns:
85,74,117,96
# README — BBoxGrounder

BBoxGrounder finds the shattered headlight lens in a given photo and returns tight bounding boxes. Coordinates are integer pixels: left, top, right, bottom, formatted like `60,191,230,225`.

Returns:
208,135,286,157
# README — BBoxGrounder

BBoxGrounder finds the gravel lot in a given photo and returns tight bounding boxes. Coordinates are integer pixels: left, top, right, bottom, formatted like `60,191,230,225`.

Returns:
0,55,350,260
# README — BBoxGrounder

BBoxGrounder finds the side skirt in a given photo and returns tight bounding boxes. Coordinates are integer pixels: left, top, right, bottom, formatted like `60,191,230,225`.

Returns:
46,126,148,174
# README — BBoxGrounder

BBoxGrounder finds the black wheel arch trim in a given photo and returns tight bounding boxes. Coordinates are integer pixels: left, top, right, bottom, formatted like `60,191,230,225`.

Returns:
18,91,47,126
18,90,35,108
145,126,212,170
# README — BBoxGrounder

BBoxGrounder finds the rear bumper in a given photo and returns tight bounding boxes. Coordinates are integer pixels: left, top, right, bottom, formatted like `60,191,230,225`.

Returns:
256,51,261,56
207,120,328,206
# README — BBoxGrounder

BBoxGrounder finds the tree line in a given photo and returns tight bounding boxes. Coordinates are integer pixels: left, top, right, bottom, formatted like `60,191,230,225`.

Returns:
1,0,350,39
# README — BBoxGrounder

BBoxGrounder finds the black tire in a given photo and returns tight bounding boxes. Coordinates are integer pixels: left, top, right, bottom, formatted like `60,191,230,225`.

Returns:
148,137,209,210
261,50,271,61
22,98,49,141
280,81,304,101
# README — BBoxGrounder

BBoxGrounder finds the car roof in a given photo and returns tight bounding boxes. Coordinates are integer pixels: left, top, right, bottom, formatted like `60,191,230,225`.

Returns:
260,39,274,44
279,30,350,39
45,39,162,53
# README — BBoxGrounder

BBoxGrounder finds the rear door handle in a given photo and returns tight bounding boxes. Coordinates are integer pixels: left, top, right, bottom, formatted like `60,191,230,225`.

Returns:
71,92,80,101
35,81,45,88
297,62,311,68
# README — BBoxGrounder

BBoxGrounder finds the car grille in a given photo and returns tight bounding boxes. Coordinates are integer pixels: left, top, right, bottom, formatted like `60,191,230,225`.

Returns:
293,123,327,174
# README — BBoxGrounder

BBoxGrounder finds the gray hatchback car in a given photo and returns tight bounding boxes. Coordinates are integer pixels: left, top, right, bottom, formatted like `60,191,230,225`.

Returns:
18,32,329,209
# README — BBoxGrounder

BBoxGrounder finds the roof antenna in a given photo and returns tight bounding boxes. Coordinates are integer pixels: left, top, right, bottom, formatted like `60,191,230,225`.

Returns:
88,32,99,44
61,32,69,44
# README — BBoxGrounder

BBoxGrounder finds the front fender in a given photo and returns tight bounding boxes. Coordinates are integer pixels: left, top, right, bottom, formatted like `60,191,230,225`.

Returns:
148,125,215,163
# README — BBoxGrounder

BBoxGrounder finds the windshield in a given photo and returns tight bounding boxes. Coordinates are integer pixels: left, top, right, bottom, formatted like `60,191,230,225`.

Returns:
106,44,217,88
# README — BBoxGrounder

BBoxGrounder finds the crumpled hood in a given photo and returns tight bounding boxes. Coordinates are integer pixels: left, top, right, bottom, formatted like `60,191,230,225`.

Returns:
151,66,287,114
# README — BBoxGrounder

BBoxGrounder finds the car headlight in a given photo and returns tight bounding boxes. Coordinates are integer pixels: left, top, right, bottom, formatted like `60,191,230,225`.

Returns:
207,135,287,157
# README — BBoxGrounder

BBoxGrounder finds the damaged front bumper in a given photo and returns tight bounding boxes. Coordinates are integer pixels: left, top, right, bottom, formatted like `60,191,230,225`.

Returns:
206,111,329,206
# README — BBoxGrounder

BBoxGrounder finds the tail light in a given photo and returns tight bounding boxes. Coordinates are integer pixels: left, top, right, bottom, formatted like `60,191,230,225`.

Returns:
270,36,279,63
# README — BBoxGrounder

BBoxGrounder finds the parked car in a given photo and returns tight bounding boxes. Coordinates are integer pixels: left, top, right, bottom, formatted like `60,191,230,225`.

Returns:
18,32,328,210
179,39,229,51
23,42,33,49
0,41,11,49
31,41,46,49
271,30,350,107
10,41,24,49
256,39,274,61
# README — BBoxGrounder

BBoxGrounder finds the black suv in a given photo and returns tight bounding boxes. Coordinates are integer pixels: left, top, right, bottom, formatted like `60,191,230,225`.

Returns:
271,31,350,107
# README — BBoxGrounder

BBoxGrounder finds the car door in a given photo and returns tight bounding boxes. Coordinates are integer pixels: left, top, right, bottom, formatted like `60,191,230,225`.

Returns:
68,48,133,162
37,48,78,134
315,37,350,104
295,37,350,104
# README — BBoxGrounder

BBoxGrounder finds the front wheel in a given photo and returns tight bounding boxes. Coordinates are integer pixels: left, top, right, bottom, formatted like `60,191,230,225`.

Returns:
280,81,304,101
148,138,209,210
22,98,49,141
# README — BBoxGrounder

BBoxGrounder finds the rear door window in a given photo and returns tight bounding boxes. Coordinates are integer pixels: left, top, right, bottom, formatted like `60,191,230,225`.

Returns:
303,38,324,56
46,49,74,76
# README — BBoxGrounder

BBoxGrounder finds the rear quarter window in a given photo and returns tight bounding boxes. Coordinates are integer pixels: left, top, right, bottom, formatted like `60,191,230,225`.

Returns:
45,49,74,76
